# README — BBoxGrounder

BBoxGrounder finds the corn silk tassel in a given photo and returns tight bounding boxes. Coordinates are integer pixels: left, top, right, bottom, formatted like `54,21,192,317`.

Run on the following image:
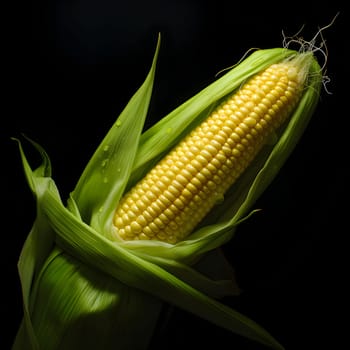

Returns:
13,35,323,350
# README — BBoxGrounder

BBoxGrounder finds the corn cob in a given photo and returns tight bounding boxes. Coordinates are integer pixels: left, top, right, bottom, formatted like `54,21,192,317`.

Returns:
113,59,307,244
14,38,323,350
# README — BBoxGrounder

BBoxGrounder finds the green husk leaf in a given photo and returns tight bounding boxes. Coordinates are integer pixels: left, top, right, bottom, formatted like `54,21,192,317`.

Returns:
12,138,56,350
71,35,161,238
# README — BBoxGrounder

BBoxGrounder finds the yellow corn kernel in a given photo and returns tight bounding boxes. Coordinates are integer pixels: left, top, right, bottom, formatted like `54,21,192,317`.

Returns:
113,61,306,244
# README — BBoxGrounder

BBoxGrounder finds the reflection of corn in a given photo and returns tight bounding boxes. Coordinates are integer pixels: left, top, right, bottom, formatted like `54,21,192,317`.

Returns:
114,61,305,244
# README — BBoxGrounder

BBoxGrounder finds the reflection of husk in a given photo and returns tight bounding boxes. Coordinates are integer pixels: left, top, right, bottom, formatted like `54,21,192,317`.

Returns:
13,36,322,350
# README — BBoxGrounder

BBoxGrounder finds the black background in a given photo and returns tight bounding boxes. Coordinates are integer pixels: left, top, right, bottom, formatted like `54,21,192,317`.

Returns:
2,1,347,349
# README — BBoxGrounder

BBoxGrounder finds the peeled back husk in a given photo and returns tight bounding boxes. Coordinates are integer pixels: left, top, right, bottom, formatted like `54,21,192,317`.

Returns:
13,35,322,350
